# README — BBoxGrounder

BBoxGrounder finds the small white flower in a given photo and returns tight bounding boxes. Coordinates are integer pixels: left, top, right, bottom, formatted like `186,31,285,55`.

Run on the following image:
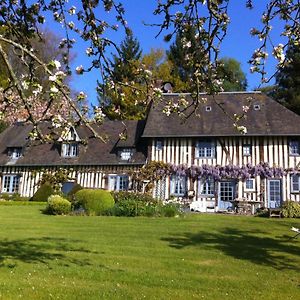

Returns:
85,47,93,56
50,86,59,93
75,65,84,74
53,60,61,70
68,6,76,15
49,75,57,82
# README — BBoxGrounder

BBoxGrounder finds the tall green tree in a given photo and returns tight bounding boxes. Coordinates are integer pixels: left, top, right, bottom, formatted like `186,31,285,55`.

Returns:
218,58,247,91
99,34,145,120
167,26,198,84
110,34,142,82
275,45,300,115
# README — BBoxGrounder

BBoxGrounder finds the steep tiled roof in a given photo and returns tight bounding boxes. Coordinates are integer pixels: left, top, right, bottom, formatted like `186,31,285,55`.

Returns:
142,92,300,137
0,120,146,166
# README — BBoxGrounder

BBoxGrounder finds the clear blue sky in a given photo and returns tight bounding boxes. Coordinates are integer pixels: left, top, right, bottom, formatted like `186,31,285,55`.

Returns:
47,1,285,106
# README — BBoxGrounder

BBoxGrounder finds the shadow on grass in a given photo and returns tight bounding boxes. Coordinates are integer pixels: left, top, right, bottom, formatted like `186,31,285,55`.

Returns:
0,237,97,268
162,228,300,271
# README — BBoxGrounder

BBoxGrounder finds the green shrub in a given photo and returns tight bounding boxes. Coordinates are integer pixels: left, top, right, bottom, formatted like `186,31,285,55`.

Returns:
45,195,71,215
159,203,181,217
31,183,54,202
74,189,114,216
0,193,11,200
282,201,300,218
113,199,148,217
112,191,158,205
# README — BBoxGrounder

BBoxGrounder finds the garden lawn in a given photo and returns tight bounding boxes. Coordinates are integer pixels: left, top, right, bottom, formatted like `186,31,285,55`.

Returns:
0,205,299,300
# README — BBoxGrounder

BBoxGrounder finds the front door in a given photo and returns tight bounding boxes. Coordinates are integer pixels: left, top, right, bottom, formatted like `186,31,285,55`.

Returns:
218,181,235,210
268,179,282,208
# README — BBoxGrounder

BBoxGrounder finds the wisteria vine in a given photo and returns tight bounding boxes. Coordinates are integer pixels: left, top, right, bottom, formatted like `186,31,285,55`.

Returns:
145,161,298,182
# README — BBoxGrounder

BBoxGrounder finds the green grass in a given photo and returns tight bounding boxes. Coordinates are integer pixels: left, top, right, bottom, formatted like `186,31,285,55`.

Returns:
0,206,299,299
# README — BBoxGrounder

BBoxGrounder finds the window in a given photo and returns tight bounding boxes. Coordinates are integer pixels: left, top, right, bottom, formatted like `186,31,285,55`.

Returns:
62,143,78,157
170,175,186,196
199,178,215,196
219,181,235,202
2,175,20,193
196,140,215,158
205,106,212,112
291,174,300,192
156,140,163,151
289,140,300,155
8,147,22,159
245,179,254,191
108,175,129,191
243,144,251,156
120,148,133,161
253,104,260,110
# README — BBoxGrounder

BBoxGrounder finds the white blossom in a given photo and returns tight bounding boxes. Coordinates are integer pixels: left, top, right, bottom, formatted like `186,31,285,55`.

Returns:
75,65,84,74
68,6,76,15
50,86,59,93
53,60,61,70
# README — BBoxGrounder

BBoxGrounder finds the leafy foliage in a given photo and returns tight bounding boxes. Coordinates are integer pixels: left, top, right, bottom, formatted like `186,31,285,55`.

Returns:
275,45,300,115
44,194,71,215
110,191,181,217
31,183,54,202
282,201,300,218
218,58,247,91
74,189,115,216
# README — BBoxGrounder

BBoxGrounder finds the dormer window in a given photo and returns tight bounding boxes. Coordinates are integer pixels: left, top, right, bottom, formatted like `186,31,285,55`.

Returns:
253,104,260,110
62,143,78,157
8,147,22,159
119,148,133,161
205,106,212,112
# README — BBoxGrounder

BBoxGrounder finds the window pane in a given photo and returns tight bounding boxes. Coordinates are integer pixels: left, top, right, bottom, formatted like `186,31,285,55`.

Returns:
199,178,214,195
243,145,251,156
2,175,20,193
289,141,299,155
171,175,186,196
196,141,215,158
118,175,129,191
291,175,300,192
245,179,254,190
120,149,133,160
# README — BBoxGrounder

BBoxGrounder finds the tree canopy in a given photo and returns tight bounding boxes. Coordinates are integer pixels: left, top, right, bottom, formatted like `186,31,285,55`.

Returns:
0,0,298,138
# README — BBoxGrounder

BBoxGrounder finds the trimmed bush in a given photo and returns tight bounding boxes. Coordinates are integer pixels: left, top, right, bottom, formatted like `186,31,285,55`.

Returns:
282,201,300,218
31,183,54,202
112,191,158,205
74,189,114,216
0,193,11,200
45,195,71,215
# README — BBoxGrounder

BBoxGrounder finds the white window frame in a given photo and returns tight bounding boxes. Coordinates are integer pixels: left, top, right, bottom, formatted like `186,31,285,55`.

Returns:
2,175,20,193
8,147,22,159
170,175,187,196
245,179,255,191
291,174,300,193
198,178,215,196
119,148,133,161
62,143,78,157
108,175,129,191
195,140,215,158
289,140,300,156
243,144,251,156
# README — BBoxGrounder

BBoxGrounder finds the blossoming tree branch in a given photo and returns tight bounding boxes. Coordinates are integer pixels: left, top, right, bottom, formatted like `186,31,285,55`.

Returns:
0,0,299,139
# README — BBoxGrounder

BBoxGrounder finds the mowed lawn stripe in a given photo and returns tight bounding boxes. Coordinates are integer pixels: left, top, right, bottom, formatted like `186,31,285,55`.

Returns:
0,206,299,299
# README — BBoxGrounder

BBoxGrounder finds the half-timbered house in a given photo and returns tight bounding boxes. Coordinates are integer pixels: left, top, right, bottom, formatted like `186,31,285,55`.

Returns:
0,91,300,212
